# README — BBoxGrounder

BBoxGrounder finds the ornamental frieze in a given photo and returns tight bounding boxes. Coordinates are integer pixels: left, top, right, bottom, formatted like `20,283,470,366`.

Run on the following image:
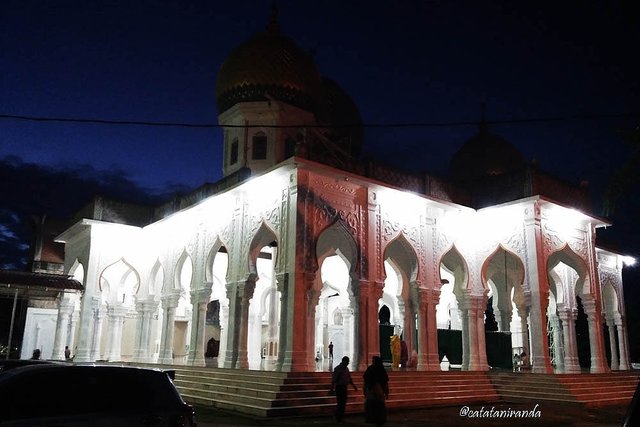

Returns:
541,223,588,260
312,178,358,196
599,268,619,290
313,204,359,239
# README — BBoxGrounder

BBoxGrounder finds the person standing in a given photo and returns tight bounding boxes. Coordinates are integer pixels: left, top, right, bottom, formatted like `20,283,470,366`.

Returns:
328,341,334,359
330,356,357,422
364,356,389,426
64,346,71,360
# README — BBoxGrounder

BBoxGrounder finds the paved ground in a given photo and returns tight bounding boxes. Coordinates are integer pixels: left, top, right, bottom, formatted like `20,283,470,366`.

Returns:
194,401,629,426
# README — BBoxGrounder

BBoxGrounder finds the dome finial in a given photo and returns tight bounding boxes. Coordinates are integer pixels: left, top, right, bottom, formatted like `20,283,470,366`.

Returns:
267,1,279,34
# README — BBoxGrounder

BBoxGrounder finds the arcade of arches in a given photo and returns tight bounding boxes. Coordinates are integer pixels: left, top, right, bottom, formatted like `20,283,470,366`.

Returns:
47,165,631,374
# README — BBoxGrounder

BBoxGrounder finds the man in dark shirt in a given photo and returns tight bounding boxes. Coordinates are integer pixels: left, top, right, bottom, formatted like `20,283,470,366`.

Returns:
330,356,357,422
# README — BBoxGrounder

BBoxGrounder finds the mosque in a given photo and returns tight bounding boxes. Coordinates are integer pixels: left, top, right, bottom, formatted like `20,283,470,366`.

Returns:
24,8,633,374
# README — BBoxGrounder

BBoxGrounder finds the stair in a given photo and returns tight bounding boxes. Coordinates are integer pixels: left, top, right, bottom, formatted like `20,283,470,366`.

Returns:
489,371,579,404
556,371,640,407
489,371,640,408
170,367,500,417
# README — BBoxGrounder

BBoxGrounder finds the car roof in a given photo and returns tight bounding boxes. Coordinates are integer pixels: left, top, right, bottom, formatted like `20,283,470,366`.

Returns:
0,363,169,380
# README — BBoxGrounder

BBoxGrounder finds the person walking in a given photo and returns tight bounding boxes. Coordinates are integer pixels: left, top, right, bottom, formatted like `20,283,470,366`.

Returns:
364,356,389,426
330,356,357,422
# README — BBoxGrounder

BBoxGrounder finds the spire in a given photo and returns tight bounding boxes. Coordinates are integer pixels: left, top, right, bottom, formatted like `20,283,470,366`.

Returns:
267,2,280,34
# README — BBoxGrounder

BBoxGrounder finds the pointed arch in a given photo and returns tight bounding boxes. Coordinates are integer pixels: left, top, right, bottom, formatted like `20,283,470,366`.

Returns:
602,282,620,317
99,257,141,296
149,260,164,297
547,244,591,297
482,245,525,310
439,245,469,296
384,233,419,295
247,222,278,278
316,220,359,275
173,250,193,292
548,268,565,306
205,237,227,283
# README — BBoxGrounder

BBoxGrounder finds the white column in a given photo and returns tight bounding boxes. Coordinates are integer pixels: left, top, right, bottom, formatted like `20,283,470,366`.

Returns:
90,302,106,361
51,299,74,360
475,297,488,370
218,303,229,368
460,306,470,370
106,304,127,362
69,310,79,353
558,308,580,373
615,315,630,370
342,307,355,367
75,296,99,363
132,300,145,362
159,292,181,365
549,314,564,372
582,298,608,373
188,287,212,367
517,306,531,362
223,282,241,369
237,279,256,369
606,319,619,370
462,296,480,371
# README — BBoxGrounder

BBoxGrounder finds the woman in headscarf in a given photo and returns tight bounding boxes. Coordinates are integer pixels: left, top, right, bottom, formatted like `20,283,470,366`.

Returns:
363,356,389,426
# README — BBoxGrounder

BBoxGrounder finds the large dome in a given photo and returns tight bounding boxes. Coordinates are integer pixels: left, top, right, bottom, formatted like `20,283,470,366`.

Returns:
449,121,526,183
216,14,322,114
316,77,364,157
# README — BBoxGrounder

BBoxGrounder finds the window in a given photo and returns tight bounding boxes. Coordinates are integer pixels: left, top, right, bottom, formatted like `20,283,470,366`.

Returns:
252,133,268,160
230,139,239,165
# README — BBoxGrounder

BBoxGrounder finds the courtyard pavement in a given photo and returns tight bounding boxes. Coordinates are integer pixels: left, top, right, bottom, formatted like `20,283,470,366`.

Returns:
194,401,630,426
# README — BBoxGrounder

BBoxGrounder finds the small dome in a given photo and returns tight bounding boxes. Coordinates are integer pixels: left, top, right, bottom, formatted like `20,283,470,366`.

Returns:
449,122,526,183
216,11,322,114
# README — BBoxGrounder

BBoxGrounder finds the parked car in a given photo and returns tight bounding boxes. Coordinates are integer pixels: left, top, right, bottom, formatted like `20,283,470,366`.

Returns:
0,359,60,373
0,364,196,426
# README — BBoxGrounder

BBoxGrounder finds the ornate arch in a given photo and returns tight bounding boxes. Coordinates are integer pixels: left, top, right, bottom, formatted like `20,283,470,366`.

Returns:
547,243,591,298
246,221,278,280
482,245,525,307
316,219,359,275
99,257,141,295
205,236,228,283
439,245,469,296
149,260,164,297
172,250,193,293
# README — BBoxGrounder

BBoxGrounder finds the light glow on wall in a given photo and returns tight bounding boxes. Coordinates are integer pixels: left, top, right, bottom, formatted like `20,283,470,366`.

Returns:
623,256,636,267
377,188,425,225
545,205,587,242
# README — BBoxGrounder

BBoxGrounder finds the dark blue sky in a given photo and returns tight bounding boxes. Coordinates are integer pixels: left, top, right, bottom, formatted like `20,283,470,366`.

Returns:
1,1,639,264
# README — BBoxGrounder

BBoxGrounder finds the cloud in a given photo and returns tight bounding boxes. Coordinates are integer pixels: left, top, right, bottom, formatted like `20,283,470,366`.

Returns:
0,156,178,269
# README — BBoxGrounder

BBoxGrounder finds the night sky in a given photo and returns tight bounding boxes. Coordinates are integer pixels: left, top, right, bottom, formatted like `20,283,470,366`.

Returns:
1,1,639,308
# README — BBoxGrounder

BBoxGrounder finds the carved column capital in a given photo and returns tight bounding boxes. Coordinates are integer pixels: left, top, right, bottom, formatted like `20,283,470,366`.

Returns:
160,291,181,308
190,287,212,305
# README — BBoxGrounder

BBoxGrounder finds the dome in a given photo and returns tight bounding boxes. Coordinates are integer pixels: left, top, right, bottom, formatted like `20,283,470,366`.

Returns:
449,121,526,183
216,12,322,114
316,78,364,157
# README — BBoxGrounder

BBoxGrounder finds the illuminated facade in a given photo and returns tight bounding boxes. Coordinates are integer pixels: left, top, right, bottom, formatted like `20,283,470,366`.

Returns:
43,11,633,374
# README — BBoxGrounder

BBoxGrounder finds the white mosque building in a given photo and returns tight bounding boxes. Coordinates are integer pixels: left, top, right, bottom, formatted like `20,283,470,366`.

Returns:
24,9,633,374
